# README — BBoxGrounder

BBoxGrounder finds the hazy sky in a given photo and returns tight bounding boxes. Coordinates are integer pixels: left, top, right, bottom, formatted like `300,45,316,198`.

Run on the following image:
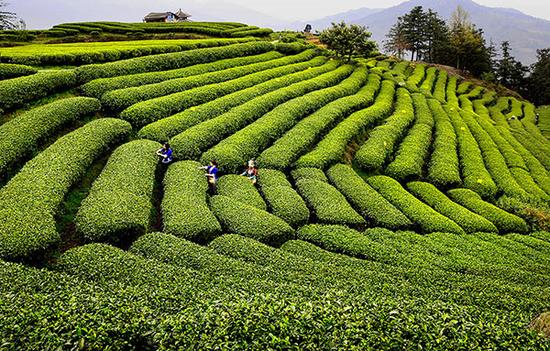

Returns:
195,0,550,21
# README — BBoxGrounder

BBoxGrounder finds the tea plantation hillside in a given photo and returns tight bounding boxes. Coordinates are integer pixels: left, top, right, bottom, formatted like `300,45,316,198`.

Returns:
0,22,549,349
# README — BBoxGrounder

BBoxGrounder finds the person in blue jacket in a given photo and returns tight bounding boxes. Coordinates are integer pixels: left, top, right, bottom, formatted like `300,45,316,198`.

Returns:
156,143,173,164
199,160,219,192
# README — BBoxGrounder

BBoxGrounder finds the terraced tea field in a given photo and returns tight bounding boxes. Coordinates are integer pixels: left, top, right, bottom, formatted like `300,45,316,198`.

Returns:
0,28,549,349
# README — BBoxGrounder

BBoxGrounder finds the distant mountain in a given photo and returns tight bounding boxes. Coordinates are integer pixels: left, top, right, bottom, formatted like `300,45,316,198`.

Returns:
293,7,383,32
10,0,293,31
306,0,550,65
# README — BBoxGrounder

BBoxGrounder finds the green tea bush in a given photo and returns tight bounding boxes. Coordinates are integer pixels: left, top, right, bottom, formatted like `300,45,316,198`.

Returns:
448,188,529,233
75,140,160,242
201,65,362,172
0,70,77,110
0,118,131,260
217,175,267,210
101,51,302,111
126,53,327,128
230,28,273,37
407,181,498,233
75,41,272,82
296,79,395,169
81,51,283,98
295,179,365,226
0,63,37,80
291,167,328,183
355,88,415,170
209,195,294,246
385,93,434,180
432,70,447,102
446,106,497,198
367,175,464,234
139,55,326,142
405,63,425,86
257,73,381,170
0,97,101,175
162,161,222,242
446,76,459,107
170,60,340,159
257,169,309,227
456,81,472,94
327,164,412,229
419,67,437,94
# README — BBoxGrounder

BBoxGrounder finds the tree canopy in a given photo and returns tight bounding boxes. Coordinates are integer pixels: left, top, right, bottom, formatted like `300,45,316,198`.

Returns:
0,1,23,30
319,21,377,61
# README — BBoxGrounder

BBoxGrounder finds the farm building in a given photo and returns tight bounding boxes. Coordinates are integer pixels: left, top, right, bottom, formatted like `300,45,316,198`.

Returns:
143,9,191,22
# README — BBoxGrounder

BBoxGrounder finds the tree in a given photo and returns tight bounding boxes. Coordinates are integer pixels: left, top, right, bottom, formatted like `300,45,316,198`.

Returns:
384,19,410,59
319,21,377,61
0,1,21,30
495,41,529,93
526,48,550,105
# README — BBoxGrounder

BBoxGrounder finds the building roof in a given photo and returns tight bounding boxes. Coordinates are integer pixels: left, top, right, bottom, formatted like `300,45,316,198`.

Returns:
144,12,173,21
175,8,192,18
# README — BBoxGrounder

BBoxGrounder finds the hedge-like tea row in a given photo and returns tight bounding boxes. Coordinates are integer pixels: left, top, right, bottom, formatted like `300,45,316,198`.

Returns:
257,169,310,227
124,52,325,128
296,79,396,169
367,175,464,234
0,70,77,110
75,41,272,82
406,64,425,86
385,93,434,180
257,73,381,170
432,70,447,102
456,81,472,95
446,76,459,107
407,181,498,233
326,164,412,229
209,195,294,246
354,88,415,170
81,51,283,98
138,55,326,142
291,167,328,183
419,67,437,94
170,60,341,160
0,63,37,80
201,65,361,172
230,28,273,37
426,99,461,187
162,161,222,242
217,175,267,210
295,179,365,226
459,110,529,199
102,51,300,111
509,167,550,200
0,118,131,260
75,140,160,242
0,97,101,175
446,106,497,198
448,188,529,233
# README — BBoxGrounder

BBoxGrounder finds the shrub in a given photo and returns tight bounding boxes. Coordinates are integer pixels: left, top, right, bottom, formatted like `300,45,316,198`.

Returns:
407,181,498,233
432,70,447,102
446,76,459,107
75,41,273,82
405,63,425,86
217,174,267,210
355,88,415,170
170,60,340,160
291,167,328,183
419,67,437,94
138,54,325,142
367,175,464,234
162,161,222,242
447,188,529,233
0,118,131,260
0,97,101,175
385,93,434,180
326,164,412,229
81,51,283,98
257,73,381,170
0,63,37,80
75,140,160,242
445,106,497,198
126,53,327,129
295,179,365,226
257,169,309,227
0,70,77,110
209,195,294,246
101,51,303,111
296,79,395,169
201,65,362,172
